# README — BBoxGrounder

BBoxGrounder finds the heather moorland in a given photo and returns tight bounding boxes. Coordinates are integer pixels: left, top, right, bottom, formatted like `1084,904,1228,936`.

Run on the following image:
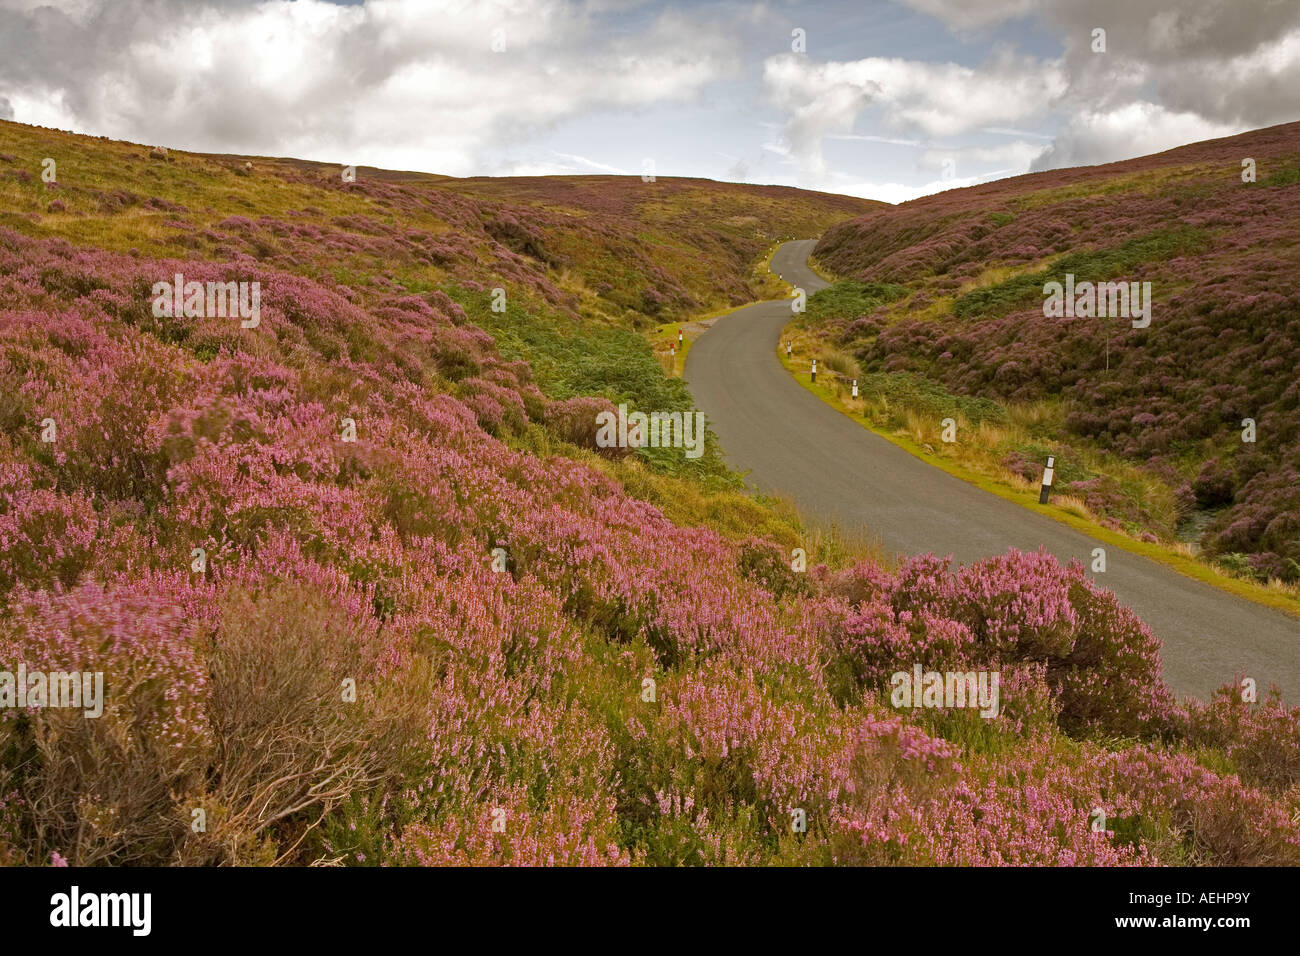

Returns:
801,122,1300,592
0,120,1297,866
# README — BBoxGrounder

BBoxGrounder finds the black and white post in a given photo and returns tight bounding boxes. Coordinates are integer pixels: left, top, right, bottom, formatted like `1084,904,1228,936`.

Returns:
1039,455,1055,504
811,358,817,383
851,378,858,398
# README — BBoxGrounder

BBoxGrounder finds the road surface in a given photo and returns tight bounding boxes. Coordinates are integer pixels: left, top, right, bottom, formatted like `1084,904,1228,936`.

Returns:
685,239,1298,701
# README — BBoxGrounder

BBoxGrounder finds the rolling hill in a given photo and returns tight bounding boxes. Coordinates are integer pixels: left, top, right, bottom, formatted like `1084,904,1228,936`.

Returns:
0,119,1296,868
808,122,1300,585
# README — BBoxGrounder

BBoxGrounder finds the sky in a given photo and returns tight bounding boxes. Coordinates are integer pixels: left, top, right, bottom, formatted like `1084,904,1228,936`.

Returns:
0,0,1297,203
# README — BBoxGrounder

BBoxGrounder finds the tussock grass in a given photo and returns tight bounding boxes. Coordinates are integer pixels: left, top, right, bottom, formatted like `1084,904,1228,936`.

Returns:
819,347,860,379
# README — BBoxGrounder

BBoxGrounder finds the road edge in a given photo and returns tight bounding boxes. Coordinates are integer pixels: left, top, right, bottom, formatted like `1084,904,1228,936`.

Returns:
766,244,1300,620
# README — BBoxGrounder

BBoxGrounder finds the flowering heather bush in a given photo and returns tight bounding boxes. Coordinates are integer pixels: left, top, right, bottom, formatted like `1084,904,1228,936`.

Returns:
833,729,1300,866
830,737,1151,866
0,478,100,591
544,395,629,459
804,549,1175,737
813,122,1300,576
0,123,1295,866
0,579,210,865
1186,681,1300,792
1096,747,1300,865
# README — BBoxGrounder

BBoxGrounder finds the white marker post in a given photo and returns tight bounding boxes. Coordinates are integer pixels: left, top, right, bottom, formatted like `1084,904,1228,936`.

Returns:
1039,455,1055,504
678,329,684,346
811,358,817,383
851,379,858,398
786,341,792,356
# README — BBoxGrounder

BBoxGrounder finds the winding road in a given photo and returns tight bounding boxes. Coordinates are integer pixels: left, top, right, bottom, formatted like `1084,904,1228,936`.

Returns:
685,239,1298,702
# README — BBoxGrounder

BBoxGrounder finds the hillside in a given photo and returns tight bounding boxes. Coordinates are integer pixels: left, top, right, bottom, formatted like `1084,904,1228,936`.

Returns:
0,120,875,326
0,120,1297,867
0,119,879,493
809,122,1300,585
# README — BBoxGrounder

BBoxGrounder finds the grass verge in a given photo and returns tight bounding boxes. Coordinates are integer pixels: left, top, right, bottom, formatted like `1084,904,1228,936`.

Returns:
775,339,1300,618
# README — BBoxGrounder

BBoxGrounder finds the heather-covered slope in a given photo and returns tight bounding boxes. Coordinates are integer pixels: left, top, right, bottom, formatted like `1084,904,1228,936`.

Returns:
0,119,876,326
0,118,879,494
436,173,874,317
811,122,1300,583
0,122,1297,866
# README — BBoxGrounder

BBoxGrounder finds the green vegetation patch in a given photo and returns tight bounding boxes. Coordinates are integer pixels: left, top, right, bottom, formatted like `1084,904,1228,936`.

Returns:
1258,164,1300,187
799,280,908,327
858,371,1008,428
953,225,1212,321
452,284,737,487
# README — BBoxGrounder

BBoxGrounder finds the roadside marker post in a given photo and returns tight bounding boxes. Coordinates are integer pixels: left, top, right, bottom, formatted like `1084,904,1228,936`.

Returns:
786,341,792,356
852,379,858,398
1039,456,1055,504
811,358,817,383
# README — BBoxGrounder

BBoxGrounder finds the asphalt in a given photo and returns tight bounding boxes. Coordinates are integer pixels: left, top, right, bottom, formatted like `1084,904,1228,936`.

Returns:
685,238,1299,702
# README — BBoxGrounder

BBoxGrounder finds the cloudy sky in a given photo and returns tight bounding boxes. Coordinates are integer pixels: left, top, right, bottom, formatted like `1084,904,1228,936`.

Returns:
1,0,1297,202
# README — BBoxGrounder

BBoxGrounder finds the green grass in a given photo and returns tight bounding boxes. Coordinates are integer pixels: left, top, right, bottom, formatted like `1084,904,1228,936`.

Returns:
952,225,1213,320
798,279,908,327
777,344,1300,618
1258,164,1300,187
849,371,1008,428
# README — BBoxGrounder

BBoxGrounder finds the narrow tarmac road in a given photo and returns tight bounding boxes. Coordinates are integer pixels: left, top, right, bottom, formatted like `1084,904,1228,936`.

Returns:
685,239,1298,701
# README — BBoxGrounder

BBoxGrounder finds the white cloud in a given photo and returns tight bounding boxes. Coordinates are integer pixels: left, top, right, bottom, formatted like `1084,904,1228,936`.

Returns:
831,172,995,205
762,50,1065,181
920,140,1048,172
547,151,630,175
1030,101,1244,170
725,157,750,181
1,0,1296,197
827,133,925,147
907,0,1300,126
0,0,740,175
981,126,1054,140
766,0,1300,190
759,139,795,161
900,0,1040,32
904,0,1300,59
